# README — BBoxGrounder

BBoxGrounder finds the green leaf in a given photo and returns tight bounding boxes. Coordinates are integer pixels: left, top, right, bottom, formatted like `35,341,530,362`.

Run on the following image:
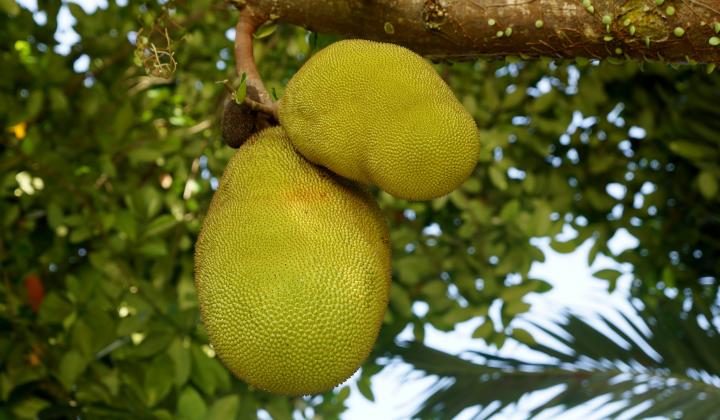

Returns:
550,238,579,253
206,395,239,420
483,79,500,111
488,166,508,191
504,301,531,316
395,255,432,286
697,171,718,199
71,319,95,358
593,268,622,289
235,73,247,104
511,328,537,346
472,320,494,339
59,350,88,390
499,199,520,222
389,283,412,318
501,87,526,109
46,202,63,229
145,355,175,407
587,236,605,265
26,90,44,120
144,214,178,238
264,397,292,420
500,283,536,302
668,141,717,160
237,392,259,419
421,281,446,298
38,293,74,325
168,338,191,387
357,372,374,402
253,23,277,39
176,387,207,420
589,154,616,174
112,102,134,140
0,0,21,16
128,148,163,164
136,239,168,257
190,346,218,396
11,398,50,419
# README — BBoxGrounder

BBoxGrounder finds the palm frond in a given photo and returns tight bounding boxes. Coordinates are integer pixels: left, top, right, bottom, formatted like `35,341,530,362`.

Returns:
392,299,720,419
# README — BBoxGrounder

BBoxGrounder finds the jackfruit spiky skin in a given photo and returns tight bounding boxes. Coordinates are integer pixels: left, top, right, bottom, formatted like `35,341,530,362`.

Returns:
278,39,480,201
194,127,391,396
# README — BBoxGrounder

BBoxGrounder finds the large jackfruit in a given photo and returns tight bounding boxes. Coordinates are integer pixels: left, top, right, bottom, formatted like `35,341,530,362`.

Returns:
278,39,480,201
194,127,391,396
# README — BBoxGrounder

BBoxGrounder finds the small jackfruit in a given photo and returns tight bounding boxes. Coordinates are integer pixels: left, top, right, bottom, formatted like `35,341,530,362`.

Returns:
221,99,258,149
194,127,391,396
278,39,480,201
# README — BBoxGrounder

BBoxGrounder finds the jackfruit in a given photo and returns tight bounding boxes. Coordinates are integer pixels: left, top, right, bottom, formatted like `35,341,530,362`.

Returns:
278,39,480,201
194,127,391,396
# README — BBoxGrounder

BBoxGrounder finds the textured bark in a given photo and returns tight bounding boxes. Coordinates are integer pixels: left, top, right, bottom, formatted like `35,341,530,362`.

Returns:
239,0,720,64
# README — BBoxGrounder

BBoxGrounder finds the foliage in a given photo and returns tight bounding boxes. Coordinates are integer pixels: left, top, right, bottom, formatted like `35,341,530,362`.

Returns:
1,1,718,418
394,296,720,418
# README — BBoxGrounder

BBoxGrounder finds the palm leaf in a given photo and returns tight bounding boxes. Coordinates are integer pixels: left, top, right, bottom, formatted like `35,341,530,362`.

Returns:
392,299,720,419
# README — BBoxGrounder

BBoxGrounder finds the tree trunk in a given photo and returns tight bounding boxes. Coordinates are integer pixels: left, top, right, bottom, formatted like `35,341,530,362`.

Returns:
239,0,720,64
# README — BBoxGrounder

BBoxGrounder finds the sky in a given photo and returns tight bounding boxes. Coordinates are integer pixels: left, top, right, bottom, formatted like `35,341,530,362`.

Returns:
15,1,666,418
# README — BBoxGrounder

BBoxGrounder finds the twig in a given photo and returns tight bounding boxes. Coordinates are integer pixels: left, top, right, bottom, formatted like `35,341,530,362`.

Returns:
234,8,278,120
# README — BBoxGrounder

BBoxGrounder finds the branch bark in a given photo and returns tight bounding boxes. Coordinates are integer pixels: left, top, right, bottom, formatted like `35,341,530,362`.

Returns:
234,8,278,119
239,0,720,64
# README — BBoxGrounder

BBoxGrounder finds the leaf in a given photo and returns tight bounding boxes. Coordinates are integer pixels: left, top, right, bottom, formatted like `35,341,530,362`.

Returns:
264,397,292,420
503,300,531,316
472,320,494,339
589,154,616,174
11,398,50,419
46,202,63,229
59,350,88,390
499,199,520,222
167,338,191,387
0,0,20,16
501,87,526,109
145,355,175,407
253,23,277,39
37,293,74,325
357,372,374,402
549,238,579,254
235,72,247,104
128,148,162,164
190,345,217,396
143,214,178,238
389,283,412,318
206,395,239,420
587,235,605,265
593,268,622,290
396,297,720,420
668,141,717,160
176,387,207,420
421,281,446,298
488,166,508,191
697,171,718,199
483,79,500,111
511,328,537,346
136,239,168,257
71,319,94,358
395,255,433,286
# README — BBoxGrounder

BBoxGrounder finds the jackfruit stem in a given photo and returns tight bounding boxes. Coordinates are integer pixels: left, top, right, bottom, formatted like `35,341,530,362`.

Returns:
234,9,278,120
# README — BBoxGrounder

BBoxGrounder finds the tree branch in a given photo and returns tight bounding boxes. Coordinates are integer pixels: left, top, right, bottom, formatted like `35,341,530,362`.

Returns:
239,0,720,64
234,6,278,119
